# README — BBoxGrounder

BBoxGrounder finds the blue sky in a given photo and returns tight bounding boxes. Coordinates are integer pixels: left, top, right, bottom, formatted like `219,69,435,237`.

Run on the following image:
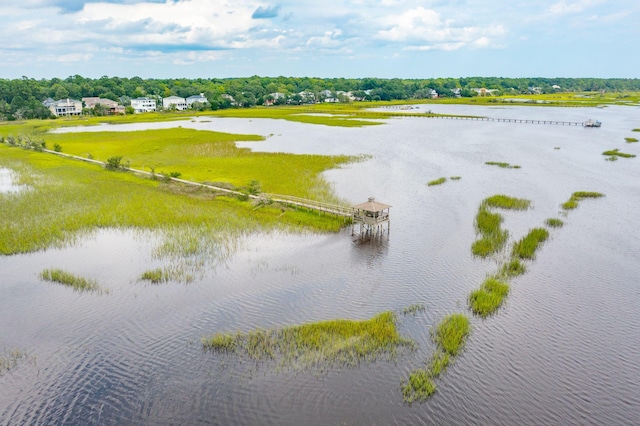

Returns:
1,0,638,79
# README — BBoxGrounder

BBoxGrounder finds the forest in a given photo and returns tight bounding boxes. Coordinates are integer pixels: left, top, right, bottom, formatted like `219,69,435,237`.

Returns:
2,75,640,121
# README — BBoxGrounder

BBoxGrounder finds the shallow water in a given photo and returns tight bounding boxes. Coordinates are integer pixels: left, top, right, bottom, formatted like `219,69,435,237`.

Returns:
3,105,640,424
0,168,27,194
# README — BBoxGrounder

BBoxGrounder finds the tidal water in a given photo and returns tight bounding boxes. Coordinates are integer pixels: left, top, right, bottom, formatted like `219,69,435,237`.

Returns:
2,105,640,425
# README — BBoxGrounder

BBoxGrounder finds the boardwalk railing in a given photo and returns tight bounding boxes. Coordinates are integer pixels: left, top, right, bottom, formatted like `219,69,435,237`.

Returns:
263,193,354,217
425,115,584,126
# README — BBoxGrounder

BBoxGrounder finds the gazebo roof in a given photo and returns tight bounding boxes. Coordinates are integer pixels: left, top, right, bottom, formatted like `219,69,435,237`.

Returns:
352,197,391,212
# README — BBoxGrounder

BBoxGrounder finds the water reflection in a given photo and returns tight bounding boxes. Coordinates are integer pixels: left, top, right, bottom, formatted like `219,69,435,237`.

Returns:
0,168,27,194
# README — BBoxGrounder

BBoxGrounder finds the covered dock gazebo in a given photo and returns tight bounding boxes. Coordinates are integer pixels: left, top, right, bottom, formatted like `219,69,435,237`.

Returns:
352,197,391,237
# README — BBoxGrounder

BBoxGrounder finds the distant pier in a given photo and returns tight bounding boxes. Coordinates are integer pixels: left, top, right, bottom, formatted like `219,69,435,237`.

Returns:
426,115,583,126
377,106,586,126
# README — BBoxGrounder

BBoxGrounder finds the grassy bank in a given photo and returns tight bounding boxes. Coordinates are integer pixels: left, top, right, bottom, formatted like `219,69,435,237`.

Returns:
0,146,346,260
41,127,354,200
202,311,413,370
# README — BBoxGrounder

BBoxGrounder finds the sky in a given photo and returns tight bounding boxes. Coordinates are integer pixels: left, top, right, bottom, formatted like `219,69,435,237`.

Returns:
1,0,638,79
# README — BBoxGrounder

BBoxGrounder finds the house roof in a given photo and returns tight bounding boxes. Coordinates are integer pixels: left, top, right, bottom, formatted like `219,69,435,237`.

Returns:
53,98,81,106
186,94,207,100
352,197,391,212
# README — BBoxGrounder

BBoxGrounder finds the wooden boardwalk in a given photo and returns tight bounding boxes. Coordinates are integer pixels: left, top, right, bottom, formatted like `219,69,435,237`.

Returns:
263,194,353,217
426,115,583,126
378,106,585,126
42,149,355,217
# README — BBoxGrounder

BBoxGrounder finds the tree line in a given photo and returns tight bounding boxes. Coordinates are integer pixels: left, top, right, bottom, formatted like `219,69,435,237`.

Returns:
1,75,639,120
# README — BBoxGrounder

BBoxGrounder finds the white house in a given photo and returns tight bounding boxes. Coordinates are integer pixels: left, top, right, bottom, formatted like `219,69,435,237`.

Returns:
186,93,208,107
337,91,356,101
264,92,286,106
131,97,156,113
298,91,316,103
471,88,498,96
320,90,338,102
221,94,237,106
162,96,187,111
46,98,83,117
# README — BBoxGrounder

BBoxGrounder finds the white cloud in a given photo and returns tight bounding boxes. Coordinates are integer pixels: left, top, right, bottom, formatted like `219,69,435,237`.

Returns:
306,30,343,48
376,6,506,50
548,0,592,15
0,0,637,78
58,52,94,62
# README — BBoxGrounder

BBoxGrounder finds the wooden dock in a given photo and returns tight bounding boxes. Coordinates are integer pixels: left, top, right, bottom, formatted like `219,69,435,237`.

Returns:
263,194,354,217
426,115,583,126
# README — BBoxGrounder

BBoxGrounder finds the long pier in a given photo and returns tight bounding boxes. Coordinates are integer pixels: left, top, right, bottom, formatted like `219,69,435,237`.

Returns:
426,115,583,126
378,106,585,126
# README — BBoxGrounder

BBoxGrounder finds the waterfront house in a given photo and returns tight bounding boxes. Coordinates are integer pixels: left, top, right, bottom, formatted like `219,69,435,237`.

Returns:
186,93,208,107
162,96,187,111
82,97,125,115
131,97,157,113
221,94,237,106
46,98,83,117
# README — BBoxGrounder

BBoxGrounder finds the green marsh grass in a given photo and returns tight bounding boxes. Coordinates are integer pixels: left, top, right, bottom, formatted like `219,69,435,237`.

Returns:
499,258,527,278
140,268,169,284
40,268,100,292
469,276,510,317
450,176,461,180
602,149,636,158
561,191,605,210
426,350,451,377
471,195,531,257
202,311,413,370
545,218,564,228
512,228,549,260
472,207,507,257
432,313,470,356
483,195,531,210
0,139,347,260
427,177,446,186
0,349,27,375
43,127,354,201
403,303,426,315
485,161,520,169
625,137,638,143
402,313,469,403
402,369,436,403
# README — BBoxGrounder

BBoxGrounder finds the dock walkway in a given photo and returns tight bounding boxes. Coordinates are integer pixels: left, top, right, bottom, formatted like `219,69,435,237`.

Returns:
41,149,355,217
426,115,583,126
